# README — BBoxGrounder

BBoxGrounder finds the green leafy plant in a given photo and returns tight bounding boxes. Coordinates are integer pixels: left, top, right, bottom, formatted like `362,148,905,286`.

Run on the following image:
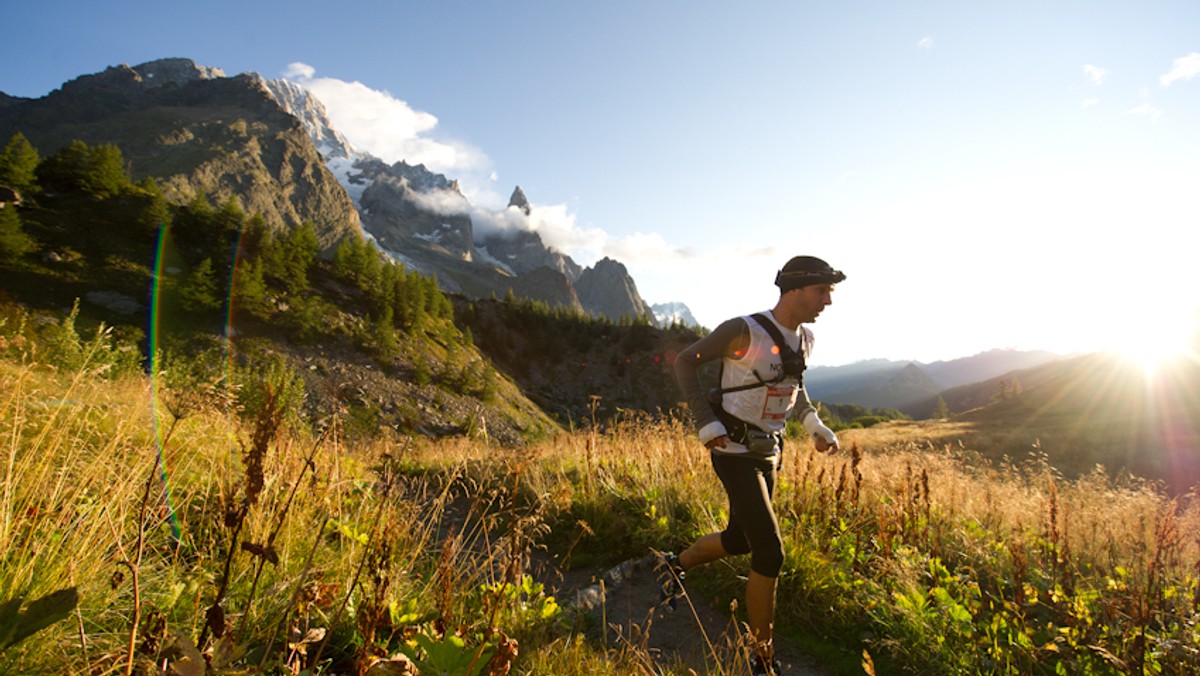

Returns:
0,588,79,654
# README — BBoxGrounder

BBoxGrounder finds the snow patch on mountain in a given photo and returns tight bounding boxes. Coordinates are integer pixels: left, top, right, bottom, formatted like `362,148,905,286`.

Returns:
473,245,516,275
651,302,699,328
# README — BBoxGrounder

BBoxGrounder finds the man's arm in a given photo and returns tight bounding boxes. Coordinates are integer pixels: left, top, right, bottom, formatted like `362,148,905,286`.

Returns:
673,318,748,445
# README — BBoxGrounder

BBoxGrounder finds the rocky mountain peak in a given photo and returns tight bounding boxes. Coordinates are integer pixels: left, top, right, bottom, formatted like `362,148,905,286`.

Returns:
58,59,226,97
132,58,226,87
262,78,354,160
576,257,654,321
508,186,531,215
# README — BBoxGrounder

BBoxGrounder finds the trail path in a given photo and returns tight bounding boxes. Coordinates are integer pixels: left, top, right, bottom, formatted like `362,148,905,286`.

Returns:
538,554,829,676
432,490,828,675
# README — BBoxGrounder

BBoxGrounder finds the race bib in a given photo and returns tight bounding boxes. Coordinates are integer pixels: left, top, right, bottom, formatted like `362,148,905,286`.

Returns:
761,385,796,421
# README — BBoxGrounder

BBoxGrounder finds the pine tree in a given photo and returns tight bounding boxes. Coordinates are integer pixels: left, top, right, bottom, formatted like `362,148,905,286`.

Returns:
179,258,222,313
36,140,128,197
239,214,269,260
132,178,172,234
0,205,36,260
0,133,40,195
372,306,399,357
81,143,128,197
932,395,951,420
215,197,245,234
176,193,216,245
233,257,270,318
332,237,356,281
279,222,319,294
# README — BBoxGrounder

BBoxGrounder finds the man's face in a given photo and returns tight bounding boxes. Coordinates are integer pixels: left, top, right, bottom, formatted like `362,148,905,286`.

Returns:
792,284,835,323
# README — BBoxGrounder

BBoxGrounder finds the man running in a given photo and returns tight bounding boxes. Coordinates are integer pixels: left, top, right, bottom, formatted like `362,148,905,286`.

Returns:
668,255,845,676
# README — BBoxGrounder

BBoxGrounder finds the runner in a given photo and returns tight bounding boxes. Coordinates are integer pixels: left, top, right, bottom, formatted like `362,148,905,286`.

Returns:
667,255,845,676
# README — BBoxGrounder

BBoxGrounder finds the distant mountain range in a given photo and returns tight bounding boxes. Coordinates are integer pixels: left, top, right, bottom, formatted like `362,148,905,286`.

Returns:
805,348,1063,416
0,58,696,326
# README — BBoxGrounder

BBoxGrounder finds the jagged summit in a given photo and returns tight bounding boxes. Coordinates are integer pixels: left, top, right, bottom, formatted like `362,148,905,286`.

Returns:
508,186,531,215
56,58,226,97
576,257,654,321
131,58,226,85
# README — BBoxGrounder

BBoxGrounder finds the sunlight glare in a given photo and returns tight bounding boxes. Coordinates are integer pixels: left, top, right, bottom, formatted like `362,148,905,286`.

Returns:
1111,304,1200,375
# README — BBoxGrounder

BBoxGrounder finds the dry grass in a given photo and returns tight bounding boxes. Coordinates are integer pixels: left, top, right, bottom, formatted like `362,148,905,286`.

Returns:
2,347,1198,674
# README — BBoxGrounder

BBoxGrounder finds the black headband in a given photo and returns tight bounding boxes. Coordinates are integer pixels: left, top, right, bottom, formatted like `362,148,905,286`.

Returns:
775,268,846,291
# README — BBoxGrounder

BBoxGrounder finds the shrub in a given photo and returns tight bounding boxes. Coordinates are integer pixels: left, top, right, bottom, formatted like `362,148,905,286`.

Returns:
0,206,35,260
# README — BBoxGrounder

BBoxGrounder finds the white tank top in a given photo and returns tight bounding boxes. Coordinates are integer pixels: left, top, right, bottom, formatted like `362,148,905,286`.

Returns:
718,311,812,436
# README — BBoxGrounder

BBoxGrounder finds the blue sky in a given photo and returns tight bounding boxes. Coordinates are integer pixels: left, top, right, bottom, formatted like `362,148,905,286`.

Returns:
4,1,1199,366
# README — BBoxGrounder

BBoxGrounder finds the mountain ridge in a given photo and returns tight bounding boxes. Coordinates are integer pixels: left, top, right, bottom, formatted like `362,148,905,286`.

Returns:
0,57,362,249
805,348,1065,416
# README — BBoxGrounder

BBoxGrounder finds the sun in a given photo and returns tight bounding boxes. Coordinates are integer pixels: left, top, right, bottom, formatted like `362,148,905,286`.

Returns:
1112,306,1199,375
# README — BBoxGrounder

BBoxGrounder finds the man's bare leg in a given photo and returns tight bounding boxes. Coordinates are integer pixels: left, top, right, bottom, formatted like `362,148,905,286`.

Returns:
746,571,777,662
678,532,727,569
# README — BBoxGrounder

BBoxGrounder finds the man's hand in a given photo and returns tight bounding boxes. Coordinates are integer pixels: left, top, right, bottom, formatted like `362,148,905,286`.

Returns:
803,411,839,454
814,436,839,454
705,435,730,450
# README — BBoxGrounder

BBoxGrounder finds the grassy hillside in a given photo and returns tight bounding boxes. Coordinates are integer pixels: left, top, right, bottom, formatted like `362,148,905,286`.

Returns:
2,327,1197,674
919,353,1200,494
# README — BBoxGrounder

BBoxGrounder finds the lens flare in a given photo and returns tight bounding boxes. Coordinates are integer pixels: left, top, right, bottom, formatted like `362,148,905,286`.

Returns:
145,221,246,545
148,225,182,543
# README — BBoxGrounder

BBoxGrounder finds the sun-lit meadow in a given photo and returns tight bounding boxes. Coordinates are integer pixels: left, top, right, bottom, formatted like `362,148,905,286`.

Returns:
3,307,1199,675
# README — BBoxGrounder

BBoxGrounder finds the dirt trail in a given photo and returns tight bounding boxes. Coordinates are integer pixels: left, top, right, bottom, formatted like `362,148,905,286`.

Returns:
432,489,828,674
539,554,829,676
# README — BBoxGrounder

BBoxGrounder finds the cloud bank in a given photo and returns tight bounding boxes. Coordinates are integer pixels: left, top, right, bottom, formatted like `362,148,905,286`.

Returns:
282,63,488,178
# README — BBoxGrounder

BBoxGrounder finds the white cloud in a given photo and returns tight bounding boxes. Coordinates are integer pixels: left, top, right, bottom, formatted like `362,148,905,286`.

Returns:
282,63,315,80
281,62,489,178
917,37,934,50
1160,52,1200,86
1082,64,1108,85
468,199,607,261
1082,98,1100,108
468,197,697,273
400,182,471,217
1128,103,1162,120
468,205,529,240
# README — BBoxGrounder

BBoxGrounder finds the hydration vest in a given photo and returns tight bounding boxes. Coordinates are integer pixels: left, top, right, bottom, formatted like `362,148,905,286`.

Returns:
708,313,807,449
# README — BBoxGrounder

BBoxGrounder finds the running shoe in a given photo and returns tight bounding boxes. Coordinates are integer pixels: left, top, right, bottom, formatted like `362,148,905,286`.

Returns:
652,550,686,610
